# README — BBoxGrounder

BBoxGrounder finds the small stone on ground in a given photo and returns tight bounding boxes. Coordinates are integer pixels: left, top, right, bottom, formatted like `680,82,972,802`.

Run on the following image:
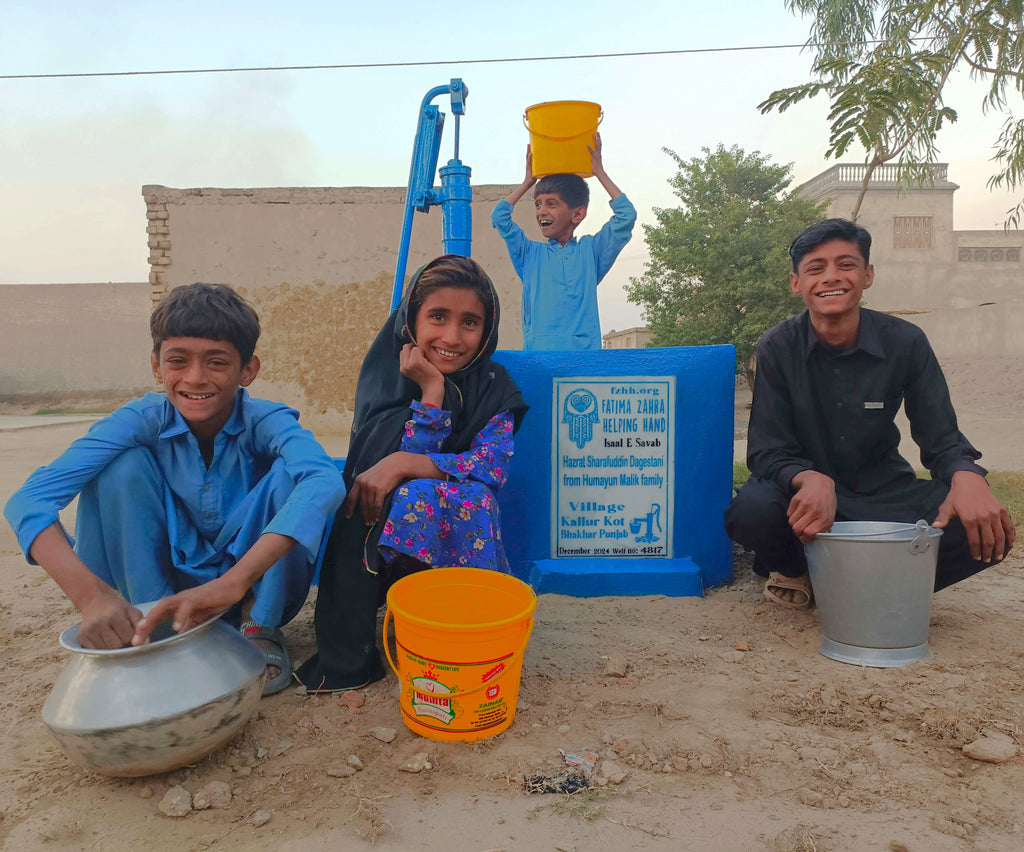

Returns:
963,732,1018,763
192,781,232,810
603,653,628,677
158,786,192,818
398,752,432,773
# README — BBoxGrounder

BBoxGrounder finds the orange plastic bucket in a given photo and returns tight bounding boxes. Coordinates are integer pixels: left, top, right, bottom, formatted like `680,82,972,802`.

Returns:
384,567,536,742
524,100,603,177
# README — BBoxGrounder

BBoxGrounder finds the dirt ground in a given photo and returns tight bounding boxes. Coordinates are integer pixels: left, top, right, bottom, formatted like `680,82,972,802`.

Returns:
1,356,1022,851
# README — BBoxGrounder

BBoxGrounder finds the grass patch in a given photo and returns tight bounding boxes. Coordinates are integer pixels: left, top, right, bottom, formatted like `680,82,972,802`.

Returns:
550,786,610,821
988,470,1024,529
733,462,750,491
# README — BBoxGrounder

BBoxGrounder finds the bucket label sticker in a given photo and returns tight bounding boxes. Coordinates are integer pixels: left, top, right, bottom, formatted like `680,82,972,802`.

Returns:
482,662,505,683
410,676,456,725
399,646,519,733
552,376,675,558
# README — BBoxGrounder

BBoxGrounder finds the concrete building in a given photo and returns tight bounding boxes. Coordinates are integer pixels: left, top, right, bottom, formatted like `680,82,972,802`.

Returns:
0,282,152,409
5,167,1018,417
603,326,653,349
142,184,531,433
797,163,1023,357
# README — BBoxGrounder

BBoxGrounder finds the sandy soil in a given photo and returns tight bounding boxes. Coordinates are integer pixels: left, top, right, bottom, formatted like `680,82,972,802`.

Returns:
1,355,1021,852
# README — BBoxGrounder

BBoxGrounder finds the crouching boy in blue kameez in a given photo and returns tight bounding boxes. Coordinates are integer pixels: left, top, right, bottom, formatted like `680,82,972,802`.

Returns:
4,283,345,695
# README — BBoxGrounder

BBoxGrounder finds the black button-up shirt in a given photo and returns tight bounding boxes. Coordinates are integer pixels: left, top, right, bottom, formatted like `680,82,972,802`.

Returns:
747,309,985,496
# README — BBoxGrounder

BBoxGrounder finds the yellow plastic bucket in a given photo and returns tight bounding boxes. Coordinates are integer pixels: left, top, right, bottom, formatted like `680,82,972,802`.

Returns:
384,567,536,742
524,100,603,177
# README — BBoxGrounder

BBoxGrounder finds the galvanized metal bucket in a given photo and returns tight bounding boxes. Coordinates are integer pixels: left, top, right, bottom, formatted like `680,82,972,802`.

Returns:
804,520,942,667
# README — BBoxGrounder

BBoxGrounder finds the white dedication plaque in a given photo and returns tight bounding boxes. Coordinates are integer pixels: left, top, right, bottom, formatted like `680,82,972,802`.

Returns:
553,376,675,558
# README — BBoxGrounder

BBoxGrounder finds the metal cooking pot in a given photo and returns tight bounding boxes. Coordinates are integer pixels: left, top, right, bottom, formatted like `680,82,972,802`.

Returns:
42,601,266,777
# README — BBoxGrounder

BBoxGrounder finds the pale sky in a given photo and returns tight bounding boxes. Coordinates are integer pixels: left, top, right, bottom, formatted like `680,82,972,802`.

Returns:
1,0,1018,331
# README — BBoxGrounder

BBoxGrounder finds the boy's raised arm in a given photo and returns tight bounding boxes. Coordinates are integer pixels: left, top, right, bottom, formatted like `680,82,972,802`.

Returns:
589,133,624,200
503,146,538,206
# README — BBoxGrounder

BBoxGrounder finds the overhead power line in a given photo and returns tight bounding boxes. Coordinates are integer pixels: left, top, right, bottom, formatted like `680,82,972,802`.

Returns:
0,41,880,81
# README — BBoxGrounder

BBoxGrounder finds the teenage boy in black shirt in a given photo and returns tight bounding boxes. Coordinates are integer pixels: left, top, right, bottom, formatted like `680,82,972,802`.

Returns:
726,219,1014,608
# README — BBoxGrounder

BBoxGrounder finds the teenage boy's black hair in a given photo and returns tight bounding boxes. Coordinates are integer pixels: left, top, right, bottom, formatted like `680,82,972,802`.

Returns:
789,218,872,272
150,283,261,363
534,173,590,209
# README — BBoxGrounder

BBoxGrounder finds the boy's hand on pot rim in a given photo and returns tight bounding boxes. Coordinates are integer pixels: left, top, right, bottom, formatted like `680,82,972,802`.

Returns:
78,592,143,649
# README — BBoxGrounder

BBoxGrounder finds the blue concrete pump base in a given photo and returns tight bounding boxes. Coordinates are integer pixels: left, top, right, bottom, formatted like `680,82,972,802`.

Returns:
494,346,736,598
530,557,704,597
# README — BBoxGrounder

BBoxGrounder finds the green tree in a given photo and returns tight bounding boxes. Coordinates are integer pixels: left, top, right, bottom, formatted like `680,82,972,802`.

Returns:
759,0,1024,225
626,145,825,389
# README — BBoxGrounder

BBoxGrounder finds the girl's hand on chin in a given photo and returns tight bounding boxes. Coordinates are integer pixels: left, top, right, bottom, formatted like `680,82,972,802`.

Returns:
400,344,444,394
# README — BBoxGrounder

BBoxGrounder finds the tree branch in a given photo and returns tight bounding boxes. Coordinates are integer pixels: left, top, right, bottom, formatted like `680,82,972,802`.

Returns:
960,48,1024,82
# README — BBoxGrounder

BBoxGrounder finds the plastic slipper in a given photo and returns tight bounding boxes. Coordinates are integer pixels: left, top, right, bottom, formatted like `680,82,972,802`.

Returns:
763,571,814,610
242,625,293,696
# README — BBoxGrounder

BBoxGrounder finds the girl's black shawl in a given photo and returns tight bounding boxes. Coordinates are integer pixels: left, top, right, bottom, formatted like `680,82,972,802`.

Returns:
296,260,526,692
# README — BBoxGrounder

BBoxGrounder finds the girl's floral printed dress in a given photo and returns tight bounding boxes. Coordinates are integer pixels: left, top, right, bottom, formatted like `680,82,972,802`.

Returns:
378,400,515,573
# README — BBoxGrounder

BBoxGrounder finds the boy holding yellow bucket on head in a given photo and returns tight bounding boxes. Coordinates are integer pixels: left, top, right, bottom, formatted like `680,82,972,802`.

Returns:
491,130,637,351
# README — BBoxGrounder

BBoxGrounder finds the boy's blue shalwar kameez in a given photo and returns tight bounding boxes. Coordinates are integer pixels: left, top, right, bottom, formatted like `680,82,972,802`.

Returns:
4,390,345,628
491,194,636,350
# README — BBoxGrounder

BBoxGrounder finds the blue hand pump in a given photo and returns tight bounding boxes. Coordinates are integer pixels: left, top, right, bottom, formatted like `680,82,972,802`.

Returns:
391,78,472,312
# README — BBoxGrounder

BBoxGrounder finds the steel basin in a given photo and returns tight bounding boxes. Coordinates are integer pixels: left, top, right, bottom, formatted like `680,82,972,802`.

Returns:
42,601,266,777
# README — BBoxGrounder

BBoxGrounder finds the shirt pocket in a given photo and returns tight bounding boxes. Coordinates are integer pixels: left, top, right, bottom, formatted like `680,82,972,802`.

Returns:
852,395,903,457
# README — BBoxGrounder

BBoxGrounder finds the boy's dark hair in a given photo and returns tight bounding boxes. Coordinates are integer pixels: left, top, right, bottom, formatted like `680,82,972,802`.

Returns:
410,255,495,331
150,283,261,363
534,173,590,209
789,218,872,272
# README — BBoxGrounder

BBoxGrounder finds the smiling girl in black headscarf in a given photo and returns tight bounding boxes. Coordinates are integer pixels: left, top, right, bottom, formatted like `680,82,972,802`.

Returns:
297,256,527,692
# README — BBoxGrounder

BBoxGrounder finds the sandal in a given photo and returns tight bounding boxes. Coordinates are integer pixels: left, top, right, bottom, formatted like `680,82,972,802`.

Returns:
242,623,293,696
763,571,814,610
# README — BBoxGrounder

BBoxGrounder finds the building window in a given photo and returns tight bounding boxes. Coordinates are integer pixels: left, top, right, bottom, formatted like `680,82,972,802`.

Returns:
958,247,1022,263
893,216,932,249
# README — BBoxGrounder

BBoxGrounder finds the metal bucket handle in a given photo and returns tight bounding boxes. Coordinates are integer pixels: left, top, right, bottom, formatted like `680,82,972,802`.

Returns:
820,520,934,547
908,519,933,554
